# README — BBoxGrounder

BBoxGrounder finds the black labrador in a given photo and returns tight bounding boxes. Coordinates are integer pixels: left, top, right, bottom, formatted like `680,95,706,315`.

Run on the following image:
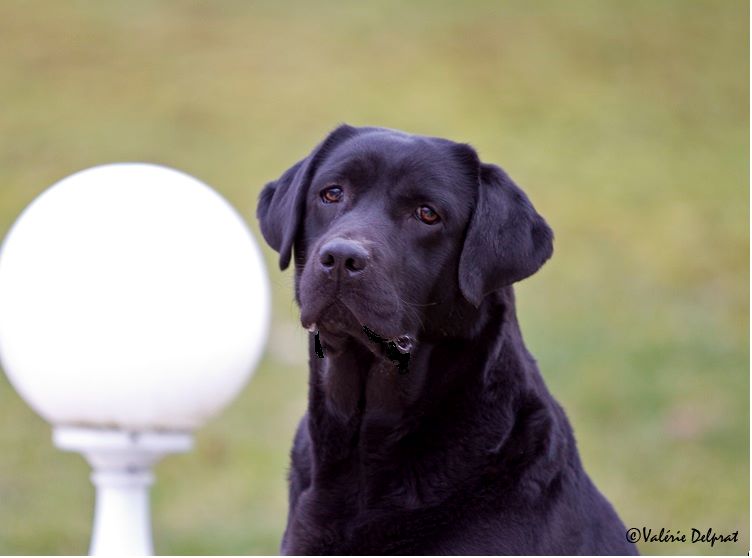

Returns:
257,125,637,555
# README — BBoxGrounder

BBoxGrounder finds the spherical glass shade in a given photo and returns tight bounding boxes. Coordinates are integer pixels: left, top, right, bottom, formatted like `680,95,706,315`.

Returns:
0,163,269,430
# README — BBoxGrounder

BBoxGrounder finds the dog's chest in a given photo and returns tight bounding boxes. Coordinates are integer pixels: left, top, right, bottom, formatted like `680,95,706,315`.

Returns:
284,483,538,555
283,485,446,555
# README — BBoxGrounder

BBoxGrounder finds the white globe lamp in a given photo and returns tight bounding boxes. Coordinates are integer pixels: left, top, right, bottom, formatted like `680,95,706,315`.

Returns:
0,164,270,555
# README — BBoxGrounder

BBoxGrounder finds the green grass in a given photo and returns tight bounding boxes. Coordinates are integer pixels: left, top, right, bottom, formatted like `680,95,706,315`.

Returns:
0,0,747,554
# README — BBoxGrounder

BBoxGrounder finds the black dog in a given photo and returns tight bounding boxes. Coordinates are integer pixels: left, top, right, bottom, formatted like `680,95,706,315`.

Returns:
257,125,637,555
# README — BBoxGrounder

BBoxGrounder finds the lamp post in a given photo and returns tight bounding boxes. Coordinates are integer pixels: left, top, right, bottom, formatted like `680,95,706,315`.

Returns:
0,164,270,555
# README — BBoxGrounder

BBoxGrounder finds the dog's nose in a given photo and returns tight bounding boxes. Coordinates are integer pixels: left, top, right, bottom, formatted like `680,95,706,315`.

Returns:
319,239,368,277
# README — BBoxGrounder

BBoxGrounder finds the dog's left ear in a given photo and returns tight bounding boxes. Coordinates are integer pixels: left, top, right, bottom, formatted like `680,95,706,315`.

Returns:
456,146,554,307
257,124,359,270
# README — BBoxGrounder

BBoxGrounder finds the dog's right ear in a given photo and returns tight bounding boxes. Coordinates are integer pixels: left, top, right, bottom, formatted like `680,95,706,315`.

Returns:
257,124,359,270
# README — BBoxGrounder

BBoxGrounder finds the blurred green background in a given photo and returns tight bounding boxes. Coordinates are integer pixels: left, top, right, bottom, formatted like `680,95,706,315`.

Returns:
0,0,747,554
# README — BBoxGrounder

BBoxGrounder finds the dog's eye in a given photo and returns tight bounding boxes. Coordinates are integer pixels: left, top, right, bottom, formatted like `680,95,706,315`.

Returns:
320,186,343,204
415,205,441,225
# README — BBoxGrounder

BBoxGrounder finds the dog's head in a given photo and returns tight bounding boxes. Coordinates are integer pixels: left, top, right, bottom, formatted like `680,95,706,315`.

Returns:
257,125,553,355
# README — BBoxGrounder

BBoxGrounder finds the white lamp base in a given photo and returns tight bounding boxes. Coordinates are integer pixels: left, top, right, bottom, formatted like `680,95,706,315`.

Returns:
53,426,192,556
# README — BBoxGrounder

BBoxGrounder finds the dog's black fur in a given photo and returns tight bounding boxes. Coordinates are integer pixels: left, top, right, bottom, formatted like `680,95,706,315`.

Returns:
257,125,637,555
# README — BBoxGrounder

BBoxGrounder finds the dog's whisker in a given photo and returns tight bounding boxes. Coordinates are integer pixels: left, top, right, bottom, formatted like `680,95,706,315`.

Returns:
397,296,439,308
391,296,424,334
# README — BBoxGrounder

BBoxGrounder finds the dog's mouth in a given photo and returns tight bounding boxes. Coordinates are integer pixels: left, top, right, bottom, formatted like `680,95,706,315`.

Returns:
305,319,413,352
302,297,415,372
300,288,416,373
362,326,413,374
362,325,414,354
301,296,410,342
300,299,362,340
307,323,414,373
